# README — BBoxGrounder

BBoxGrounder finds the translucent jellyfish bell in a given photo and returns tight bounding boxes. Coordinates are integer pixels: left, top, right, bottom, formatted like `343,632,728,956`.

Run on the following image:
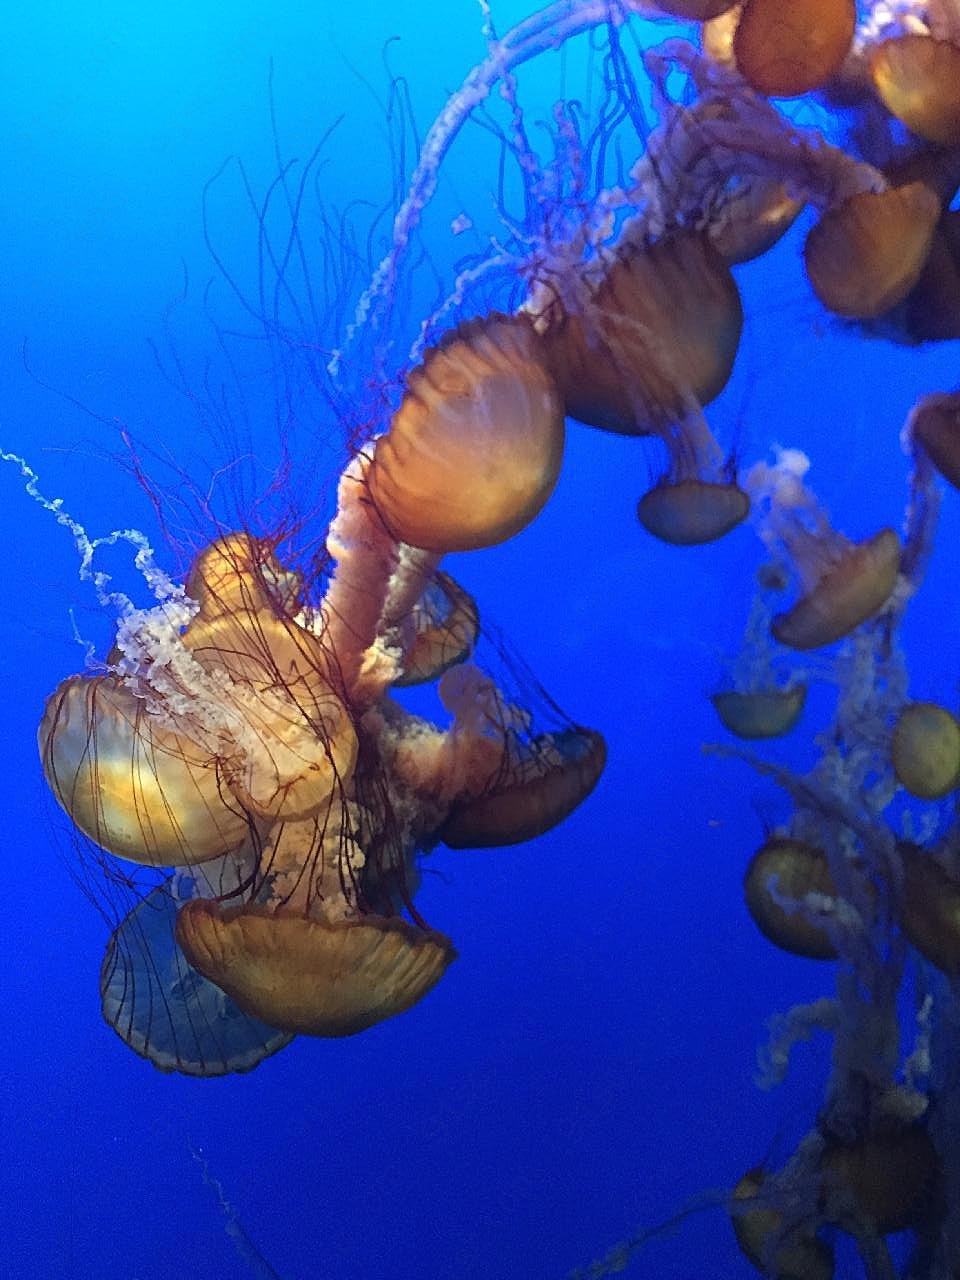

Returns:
101,882,293,1075
39,674,250,867
393,573,479,687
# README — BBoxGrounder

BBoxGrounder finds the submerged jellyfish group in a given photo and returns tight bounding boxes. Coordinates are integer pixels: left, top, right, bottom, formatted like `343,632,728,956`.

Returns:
20,0,960,1274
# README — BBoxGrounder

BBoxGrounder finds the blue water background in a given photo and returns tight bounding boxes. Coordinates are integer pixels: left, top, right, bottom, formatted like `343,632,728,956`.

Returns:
1,3,958,1277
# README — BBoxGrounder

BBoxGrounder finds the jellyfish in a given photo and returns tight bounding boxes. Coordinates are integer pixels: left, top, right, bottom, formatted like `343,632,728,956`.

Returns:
367,313,565,552
869,34,960,146
14,1,960,1275
30,417,605,1072
745,449,901,650
891,701,960,799
732,0,857,99
527,229,750,544
711,563,808,739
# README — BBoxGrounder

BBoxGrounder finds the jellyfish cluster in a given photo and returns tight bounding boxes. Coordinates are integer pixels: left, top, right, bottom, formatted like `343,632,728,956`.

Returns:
21,0,960,1275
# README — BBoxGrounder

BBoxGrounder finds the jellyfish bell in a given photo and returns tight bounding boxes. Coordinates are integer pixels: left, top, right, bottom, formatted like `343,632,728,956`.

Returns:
869,35,960,147
101,881,293,1076
743,838,839,959
731,1166,835,1280
804,183,941,320
393,572,479,688
367,312,564,552
770,527,901,650
637,475,749,545
709,180,805,267
182,608,358,823
747,449,901,651
439,726,607,849
818,1124,939,1234
891,701,960,799
711,684,806,739
732,0,856,98
175,901,454,1037
899,843,960,975
909,390,960,489
536,231,743,436
186,532,301,621
39,674,249,867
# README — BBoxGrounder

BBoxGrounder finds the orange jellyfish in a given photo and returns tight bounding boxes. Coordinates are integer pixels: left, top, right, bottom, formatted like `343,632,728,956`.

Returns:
37,424,604,1072
367,313,564,553
804,183,941,320
745,449,900,649
732,0,857,98
531,231,749,544
908,391,960,490
869,34,960,147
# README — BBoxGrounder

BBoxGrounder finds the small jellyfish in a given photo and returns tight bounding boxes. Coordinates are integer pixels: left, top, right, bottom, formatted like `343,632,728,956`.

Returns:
743,838,840,960
712,563,808,738
439,725,607,848
745,449,900,650
368,313,564,552
710,181,805,267
712,687,806,738
891,701,960,799
393,572,479,687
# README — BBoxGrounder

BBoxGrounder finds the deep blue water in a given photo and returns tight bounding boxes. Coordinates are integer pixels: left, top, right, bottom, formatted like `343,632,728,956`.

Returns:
1,3,958,1278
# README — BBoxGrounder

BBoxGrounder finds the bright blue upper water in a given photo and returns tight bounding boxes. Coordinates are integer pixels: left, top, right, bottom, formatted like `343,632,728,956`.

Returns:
0,3,957,1277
